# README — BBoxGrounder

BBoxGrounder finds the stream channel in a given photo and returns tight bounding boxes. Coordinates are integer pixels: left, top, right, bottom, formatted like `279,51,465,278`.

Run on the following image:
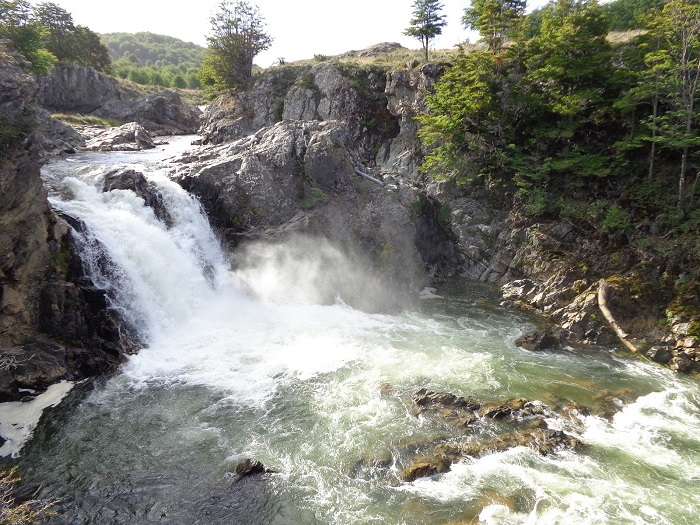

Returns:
2,136,699,524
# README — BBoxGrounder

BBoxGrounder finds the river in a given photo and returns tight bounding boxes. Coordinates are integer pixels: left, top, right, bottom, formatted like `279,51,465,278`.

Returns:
2,136,699,524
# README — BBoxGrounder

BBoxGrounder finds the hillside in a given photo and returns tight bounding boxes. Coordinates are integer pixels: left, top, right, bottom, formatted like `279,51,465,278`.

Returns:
100,32,205,89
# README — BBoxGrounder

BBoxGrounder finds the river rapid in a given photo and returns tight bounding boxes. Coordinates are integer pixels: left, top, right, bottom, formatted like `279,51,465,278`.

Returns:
3,137,699,524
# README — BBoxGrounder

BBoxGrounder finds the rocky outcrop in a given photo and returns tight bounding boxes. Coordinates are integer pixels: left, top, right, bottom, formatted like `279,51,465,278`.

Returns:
198,58,398,162
380,64,444,181
36,64,201,136
36,64,122,113
80,122,156,151
95,90,202,135
0,43,130,401
353,388,583,483
34,108,86,154
102,168,173,226
173,119,452,308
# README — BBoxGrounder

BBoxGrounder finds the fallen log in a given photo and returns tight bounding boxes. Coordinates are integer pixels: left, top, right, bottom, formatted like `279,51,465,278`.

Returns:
597,279,641,355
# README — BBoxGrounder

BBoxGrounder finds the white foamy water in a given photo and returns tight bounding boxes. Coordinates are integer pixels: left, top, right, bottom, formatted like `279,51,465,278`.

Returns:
5,138,699,525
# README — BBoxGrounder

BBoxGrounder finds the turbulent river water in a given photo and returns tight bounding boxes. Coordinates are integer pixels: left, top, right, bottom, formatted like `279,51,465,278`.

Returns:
3,136,700,524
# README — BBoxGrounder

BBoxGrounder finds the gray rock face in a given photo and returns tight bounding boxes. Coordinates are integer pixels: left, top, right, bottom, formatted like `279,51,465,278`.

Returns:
173,119,432,309
0,45,129,401
81,122,156,151
198,73,288,145
95,90,202,135
283,63,361,131
35,108,86,154
36,64,121,113
379,64,444,180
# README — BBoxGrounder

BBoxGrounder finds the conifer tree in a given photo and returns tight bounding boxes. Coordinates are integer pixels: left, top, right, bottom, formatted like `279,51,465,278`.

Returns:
404,0,447,62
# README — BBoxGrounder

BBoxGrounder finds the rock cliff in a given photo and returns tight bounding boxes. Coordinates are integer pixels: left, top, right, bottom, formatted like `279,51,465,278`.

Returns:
0,44,129,401
37,64,122,113
37,64,201,135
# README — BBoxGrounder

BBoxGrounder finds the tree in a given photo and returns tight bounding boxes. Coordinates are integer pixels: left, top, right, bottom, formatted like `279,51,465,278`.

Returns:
202,0,272,90
404,0,447,62
642,0,700,211
463,0,526,54
602,0,666,31
32,2,111,72
0,0,55,73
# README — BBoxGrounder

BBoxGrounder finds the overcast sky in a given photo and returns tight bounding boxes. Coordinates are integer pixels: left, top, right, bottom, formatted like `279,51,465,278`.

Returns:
28,0,550,67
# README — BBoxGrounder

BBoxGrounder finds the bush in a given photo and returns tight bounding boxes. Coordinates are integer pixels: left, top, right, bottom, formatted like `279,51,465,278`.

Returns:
602,205,631,232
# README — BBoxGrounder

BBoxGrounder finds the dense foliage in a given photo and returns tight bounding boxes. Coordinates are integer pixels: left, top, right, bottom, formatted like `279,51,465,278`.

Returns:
101,32,205,89
199,0,272,92
0,1,110,73
0,0,55,73
419,0,700,230
602,0,666,31
404,0,447,62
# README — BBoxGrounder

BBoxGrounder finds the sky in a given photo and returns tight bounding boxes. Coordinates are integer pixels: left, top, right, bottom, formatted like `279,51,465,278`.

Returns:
28,0,549,67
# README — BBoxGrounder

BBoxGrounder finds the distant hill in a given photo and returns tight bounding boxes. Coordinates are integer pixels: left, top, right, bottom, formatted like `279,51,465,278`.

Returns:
100,32,205,89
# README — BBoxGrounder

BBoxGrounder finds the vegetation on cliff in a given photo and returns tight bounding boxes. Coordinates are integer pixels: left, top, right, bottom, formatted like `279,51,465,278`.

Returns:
416,0,700,363
0,1,110,73
199,0,272,93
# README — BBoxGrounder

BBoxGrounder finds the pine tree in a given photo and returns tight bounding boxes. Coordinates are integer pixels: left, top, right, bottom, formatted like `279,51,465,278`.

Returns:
404,0,447,62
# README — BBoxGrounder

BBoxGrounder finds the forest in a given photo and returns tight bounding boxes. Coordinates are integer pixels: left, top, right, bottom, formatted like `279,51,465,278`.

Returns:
419,0,700,248
101,32,204,89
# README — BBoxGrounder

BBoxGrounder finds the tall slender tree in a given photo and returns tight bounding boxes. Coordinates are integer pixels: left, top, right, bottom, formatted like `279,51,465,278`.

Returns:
404,0,447,62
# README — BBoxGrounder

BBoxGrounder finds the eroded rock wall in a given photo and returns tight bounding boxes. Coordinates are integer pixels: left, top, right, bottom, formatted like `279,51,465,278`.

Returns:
0,45,128,401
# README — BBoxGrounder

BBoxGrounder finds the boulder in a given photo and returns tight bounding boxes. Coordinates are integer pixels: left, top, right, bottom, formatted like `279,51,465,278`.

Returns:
81,122,155,151
515,331,562,351
234,459,270,480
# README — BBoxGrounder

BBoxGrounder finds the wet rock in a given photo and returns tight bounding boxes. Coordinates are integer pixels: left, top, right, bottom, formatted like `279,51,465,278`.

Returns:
234,459,271,480
399,389,583,481
646,345,674,364
402,457,451,482
81,122,155,151
102,168,173,226
515,331,561,351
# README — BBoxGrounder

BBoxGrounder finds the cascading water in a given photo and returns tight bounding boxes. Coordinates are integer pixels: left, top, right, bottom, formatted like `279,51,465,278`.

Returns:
2,137,699,524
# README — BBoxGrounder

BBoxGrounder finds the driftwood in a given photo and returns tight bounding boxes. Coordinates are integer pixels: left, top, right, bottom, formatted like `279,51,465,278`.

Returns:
354,167,384,186
597,279,641,354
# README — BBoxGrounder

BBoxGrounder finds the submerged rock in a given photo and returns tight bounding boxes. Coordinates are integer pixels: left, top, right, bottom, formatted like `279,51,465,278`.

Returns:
395,389,583,482
234,459,272,480
102,168,173,226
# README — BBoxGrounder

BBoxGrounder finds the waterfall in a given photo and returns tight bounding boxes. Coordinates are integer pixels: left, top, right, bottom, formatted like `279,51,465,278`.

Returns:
45,148,230,343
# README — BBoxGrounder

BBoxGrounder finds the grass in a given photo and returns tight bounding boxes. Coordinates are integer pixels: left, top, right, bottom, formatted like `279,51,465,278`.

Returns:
51,113,123,127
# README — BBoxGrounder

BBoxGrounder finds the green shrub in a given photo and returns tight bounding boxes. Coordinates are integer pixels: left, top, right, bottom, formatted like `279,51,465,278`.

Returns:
300,187,330,209
602,205,631,232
